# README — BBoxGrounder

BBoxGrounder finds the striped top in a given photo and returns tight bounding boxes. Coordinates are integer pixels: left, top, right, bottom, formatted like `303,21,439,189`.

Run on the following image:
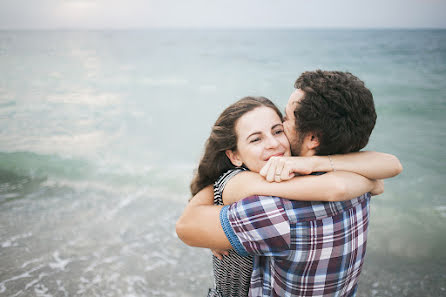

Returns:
209,168,253,297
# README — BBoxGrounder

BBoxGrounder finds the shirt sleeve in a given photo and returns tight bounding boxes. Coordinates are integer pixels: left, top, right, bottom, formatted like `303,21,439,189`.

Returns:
220,195,291,257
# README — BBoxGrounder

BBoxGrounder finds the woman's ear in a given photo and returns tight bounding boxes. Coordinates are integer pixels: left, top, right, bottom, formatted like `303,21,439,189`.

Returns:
225,150,243,167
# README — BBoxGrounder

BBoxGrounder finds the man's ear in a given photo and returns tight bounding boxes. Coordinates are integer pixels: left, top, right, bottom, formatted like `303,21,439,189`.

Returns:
305,133,320,151
225,150,243,167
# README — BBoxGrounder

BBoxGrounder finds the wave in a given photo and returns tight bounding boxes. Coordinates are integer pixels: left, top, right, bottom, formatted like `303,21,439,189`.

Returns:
0,151,193,201
0,151,92,180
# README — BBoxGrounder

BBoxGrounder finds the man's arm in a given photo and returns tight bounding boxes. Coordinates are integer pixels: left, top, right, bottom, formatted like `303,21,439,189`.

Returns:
220,195,291,256
176,186,232,250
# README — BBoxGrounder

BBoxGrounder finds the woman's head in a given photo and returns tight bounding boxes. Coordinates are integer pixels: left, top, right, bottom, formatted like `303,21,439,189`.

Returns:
190,96,290,196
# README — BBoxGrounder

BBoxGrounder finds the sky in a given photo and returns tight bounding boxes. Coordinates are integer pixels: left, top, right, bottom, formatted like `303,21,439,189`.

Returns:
0,0,445,30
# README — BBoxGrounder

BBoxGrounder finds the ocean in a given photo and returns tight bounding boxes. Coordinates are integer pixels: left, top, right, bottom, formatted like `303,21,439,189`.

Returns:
0,29,445,296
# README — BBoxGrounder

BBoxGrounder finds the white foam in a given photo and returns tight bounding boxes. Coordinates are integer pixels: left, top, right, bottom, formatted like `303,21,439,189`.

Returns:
144,260,164,272
76,275,103,295
10,289,24,297
1,232,32,248
56,280,68,297
100,256,117,264
48,251,72,271
34,283,53,297
0,264,45,293
21,257,44,269
124,276,147,297
106,191,145,220
25,278,40,290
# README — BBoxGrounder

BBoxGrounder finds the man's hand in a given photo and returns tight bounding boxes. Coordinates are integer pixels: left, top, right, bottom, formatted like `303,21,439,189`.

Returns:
211,249,230,260
370,179,384,196
260,156,314,182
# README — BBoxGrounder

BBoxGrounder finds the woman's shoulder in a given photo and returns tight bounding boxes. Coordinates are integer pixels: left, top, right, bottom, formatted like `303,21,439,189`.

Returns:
213,167,247,205
214,167,247,188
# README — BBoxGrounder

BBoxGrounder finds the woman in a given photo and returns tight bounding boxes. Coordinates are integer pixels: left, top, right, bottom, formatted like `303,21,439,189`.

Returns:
189,96,400,297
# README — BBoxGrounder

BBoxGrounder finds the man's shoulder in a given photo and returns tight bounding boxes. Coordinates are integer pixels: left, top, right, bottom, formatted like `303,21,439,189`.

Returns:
229,195,287,218
279,193,371,223
228,192,370,225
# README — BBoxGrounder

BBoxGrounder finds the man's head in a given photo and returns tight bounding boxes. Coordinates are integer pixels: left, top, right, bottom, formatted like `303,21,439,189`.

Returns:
283,70,376,156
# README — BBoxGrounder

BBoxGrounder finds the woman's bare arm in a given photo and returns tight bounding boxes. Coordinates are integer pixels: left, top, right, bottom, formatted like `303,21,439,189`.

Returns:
222,170,382,205
260,151,403,182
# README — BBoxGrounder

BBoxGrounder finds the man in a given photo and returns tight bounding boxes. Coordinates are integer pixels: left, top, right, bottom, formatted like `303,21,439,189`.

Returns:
177,70,402,296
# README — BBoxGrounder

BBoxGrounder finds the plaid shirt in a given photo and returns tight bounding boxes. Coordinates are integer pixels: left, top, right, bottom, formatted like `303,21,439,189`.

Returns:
220,193,371,297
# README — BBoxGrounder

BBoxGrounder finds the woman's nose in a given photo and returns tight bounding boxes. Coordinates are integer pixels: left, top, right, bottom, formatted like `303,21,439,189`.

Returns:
265,134,279,148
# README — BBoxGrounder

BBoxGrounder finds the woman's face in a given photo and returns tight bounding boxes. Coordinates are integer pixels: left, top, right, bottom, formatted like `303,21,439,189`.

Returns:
228,106,291,173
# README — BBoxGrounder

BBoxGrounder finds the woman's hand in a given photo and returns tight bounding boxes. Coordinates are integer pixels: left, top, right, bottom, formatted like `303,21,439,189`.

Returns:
370,179,384,196
260,156,314,182
211,249,229,260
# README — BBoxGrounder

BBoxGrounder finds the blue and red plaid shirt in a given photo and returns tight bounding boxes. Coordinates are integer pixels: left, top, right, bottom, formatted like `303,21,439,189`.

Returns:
220,193,371,297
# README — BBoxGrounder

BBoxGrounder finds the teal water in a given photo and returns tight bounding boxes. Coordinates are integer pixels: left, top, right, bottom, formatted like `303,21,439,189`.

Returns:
0,29,445,296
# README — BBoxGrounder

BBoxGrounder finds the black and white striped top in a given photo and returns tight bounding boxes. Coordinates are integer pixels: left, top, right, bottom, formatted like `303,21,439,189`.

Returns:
208,168,253,297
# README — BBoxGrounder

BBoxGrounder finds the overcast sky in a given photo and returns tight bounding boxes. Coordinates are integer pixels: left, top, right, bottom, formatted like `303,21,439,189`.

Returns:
1,0,445,30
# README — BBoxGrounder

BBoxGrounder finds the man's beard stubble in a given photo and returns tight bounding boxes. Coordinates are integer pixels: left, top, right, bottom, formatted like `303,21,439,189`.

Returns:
290,133,305,157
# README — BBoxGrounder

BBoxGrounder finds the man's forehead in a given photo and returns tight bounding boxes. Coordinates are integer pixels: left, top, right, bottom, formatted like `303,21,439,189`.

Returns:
286,89,304,112
286,98,300,114
290,100,300,107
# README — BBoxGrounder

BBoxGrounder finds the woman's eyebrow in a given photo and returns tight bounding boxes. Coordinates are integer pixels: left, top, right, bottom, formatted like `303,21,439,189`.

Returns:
272,123,283,130
246,131,261,141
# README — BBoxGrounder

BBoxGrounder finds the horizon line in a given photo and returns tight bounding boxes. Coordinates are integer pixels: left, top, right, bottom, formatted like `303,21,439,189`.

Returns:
1,26,445,31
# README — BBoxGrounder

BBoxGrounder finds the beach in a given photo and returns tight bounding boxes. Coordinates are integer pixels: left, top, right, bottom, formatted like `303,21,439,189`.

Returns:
0,29,445,296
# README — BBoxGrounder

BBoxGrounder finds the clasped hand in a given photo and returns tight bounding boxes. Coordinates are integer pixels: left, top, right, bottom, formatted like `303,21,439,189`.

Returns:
259,156,384,196
260,156,314,183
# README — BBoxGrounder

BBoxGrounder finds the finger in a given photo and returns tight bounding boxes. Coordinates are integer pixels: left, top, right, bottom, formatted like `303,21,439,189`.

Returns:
260,159,271,177
281,162,294,181
266,157,278,182
274,158,286,182
211,250,223,260
273,158,282,182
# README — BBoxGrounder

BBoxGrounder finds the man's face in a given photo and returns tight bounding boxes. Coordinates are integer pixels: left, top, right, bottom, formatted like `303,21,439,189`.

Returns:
283,89,307,156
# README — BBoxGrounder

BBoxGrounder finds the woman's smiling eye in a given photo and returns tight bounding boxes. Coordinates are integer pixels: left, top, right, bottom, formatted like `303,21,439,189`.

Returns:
273,129,284,135
250,137,261,143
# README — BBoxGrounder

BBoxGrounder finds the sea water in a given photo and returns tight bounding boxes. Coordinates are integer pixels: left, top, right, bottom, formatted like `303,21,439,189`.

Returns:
0,29,445,296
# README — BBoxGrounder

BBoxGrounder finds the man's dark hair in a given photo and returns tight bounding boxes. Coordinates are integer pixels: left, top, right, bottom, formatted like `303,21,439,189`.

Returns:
294,70,376,155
